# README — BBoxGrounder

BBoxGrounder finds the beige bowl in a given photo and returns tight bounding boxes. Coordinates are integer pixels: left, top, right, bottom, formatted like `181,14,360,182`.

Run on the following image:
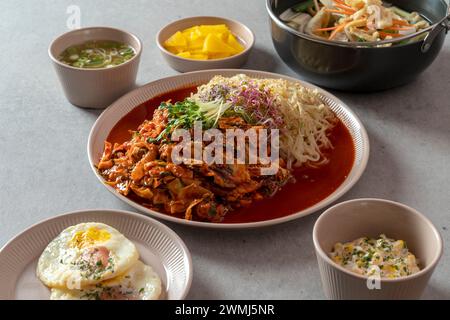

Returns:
313,198,443,300
156,16,254,73
49,27,142,109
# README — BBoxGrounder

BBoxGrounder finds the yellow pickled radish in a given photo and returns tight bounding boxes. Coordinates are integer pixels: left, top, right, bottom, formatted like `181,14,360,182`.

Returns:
197,24,229,35
188,37,204,50
227,34,244,52
177,52,191,58
189,54,209,60
203,34,237,53
163,24,244,60
164,31,187,47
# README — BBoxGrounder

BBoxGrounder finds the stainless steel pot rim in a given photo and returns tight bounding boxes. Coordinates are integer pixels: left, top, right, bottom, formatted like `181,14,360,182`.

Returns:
266,0,450,49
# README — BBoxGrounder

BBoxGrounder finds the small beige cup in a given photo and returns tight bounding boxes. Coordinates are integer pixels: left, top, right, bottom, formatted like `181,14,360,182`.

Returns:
49,27,142,109
156,16,254,73
313,198,443,299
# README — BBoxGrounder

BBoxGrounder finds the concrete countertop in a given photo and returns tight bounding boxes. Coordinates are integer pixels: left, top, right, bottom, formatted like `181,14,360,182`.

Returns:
0,0,448,299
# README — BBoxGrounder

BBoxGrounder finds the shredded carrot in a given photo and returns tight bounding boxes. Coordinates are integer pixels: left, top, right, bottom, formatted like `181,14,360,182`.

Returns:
329,22,350,40
383,26,415,31
379,31,402,38
325,9,354,15
328,18,367,40
334,2,356,13
334,0,362,10
334,0,347,5
392,19,412,26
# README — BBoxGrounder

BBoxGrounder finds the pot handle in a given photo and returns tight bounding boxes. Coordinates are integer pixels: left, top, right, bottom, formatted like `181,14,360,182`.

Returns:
422,10,450,53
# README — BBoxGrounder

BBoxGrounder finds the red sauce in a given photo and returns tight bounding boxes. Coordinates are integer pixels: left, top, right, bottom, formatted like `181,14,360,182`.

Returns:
107,87,355,224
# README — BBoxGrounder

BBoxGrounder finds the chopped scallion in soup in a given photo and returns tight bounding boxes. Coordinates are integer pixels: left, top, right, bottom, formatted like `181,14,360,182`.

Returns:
58,40,136,69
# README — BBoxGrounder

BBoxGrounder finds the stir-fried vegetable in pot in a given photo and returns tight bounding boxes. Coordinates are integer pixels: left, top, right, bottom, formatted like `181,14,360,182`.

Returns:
280,0,429,45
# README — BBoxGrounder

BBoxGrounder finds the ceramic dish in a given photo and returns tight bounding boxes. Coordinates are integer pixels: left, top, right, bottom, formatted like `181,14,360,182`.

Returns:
49,27,142,109
0,209,192,300
313,198,443,299
87,69,369,229
156,16,254,72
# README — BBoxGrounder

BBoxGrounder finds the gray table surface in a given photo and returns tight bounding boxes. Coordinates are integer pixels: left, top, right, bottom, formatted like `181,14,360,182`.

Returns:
0,0,449,299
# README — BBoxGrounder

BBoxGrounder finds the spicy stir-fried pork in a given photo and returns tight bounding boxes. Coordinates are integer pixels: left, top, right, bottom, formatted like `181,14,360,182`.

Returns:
98,108,291,222
97,75,337,222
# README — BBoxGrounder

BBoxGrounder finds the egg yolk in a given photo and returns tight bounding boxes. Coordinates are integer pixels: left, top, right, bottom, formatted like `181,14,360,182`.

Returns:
70,227,111,248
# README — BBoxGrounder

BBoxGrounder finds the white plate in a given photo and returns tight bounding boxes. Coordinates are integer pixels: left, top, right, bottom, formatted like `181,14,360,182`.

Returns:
88,69,370,229
0,209,192,300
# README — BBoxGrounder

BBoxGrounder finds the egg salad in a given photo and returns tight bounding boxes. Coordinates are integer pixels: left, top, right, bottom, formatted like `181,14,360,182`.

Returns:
330,234,420,279
37,222,162,300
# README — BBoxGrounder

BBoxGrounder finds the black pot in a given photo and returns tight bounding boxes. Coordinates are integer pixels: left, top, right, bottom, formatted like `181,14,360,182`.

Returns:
267,0,450,92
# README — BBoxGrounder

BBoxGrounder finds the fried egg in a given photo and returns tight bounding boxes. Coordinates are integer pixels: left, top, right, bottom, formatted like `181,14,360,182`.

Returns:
49,260,162,300
37,222,139,289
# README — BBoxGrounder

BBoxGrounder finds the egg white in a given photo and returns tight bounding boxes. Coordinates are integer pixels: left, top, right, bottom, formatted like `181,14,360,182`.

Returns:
50,260,162,300
37,222,139,289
